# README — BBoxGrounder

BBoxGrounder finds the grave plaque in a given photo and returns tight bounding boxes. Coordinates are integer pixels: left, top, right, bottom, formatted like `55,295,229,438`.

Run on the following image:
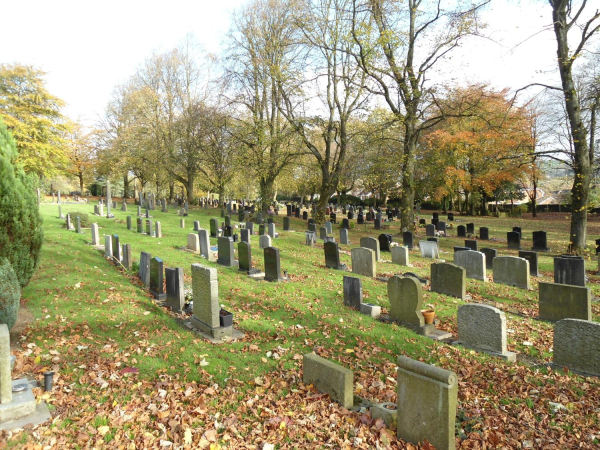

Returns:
512,226,522,237
259,235,272,249
137,217,143,233
122,243,132,270
155,222,161,238
305,231,317,246
419,241,439,259
388,276,428,332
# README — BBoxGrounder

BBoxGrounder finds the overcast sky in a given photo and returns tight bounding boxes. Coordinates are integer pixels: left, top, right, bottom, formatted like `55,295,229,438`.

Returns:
0,0,562,125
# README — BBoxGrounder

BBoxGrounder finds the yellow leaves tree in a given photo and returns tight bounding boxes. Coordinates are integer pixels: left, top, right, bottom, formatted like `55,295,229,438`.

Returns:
65,121,97,194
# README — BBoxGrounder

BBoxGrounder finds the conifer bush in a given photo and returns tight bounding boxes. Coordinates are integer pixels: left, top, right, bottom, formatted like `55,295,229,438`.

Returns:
0,258,20,329
0,118,43,287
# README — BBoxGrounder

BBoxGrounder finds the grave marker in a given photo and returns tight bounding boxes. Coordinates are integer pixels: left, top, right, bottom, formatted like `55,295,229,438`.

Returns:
351,248,376,278
454,250,486,281
493,256,530,289
431,263,466,300
150,257,166,300
165,267,185,311
539,282,591,321
343,276,362,309
553,319,600,376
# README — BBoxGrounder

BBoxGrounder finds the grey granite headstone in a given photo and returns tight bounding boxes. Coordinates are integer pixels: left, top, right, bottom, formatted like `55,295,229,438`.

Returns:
268,222,276,239
539,282,591,321
343,276,362,309
112,235,121,264
165,267,184,311
238,241,252,273
554,256,585,286
194,221,200,231
138,252,151,287
155,221,162,238
340,229,349,245
199,229,211,260
419,240,439,259
122,244,132,270
553,319,600,376
217,236,236,267
431,263,466,300
319,226,327,240
360,237,381,262
457,304,515,361
241,228,250,243
351,248,376,278
150,257,166,300
391,246,410,266
126,216,132,230
137,218,143,233
264,247,283,282
187,233,200,253
91,223,99,246
210,218,219,238
180,219,185,228
104,235,112,258
453,250,486,281
190,264,232,339
259,235,272,249
425,224,435,237
493,256,530,289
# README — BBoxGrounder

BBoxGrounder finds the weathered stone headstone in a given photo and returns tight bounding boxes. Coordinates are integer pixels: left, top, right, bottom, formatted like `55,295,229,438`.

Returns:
190,264,232,339
199,229,211,260
539,282,591,321
431,263,466,300
155,222,162,238
217,237,236,267
259,235,272,249
532,231,550,251
104,235,112,258
264,247,283,282
360,237,381,262
457,304,515,361
138,252,151,287
149,257,166,300
91,223,100,245
136,217,143,233
507,231,521,250
238,241,253,273
268,222,276,239
396,356,458,450
340,229,349,245
165,267,184,311
319,226,327,240
554,256,585,286
351,247,376,278
112,235,121,264
457,225,466,237
493,256,530,289
303,353,353,409
454,250,486,281
481,248,497,270
210,218,219,238
388,276,426,331
518,250,540,277
391,246,410,266
343,276,362,309
126,215,132,230
419,240,439,259
187,233,200,253
402,231,414,250
122,244,132,270
553,319,600,376
145,219,153,236
324,242,345,270
425,224,435,237
305,231,317,246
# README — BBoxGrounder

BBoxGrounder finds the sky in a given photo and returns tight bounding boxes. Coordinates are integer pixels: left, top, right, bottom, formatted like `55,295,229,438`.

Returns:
0,0,563,126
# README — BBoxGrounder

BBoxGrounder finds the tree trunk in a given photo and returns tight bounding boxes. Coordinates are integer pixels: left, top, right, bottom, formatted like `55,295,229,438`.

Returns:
186,172,194,203
78,173,84,194
218,185,225,205
399,129,418,232
260,177,275,213
123,175,129,199
169,181,174,202
532,176,538,218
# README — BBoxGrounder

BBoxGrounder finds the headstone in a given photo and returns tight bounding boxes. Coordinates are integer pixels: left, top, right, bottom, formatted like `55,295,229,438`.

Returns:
402,232,414,250
187,233,200,253
388,276,429,333
149,257,166,300
126,215,132,230
324,242,345,270
437,221,447,233
224,216,231,227
104,235,112,258
340,229,349,245
91,223,100,245
554,256,585,286
238,241,253,273
121,202,127,212
447,213,454,221
507,231,521,249
457,304,516,361
518,250,540,277
122,243,132,270
391,246,410,266
75,216,82,234
454,250,486,281
319,226,327,240
138,252,151,287
431,262,466,299
457,225,466,237
66,214,72,231
396,356,458,450
286,205,292,216
165,267,184,312
464,239,478,251
138,206,142,216
351,248,376,278
199,230,211,260
308,223,317,233
190,264,232,339
360,237,381,262
155,222,162,238
343,276,362,309
268,222,276,239
493,256,530,289
210,218,219,238
302,211,308,220
217,237,236,267
539,282,591,321
374,218,381,230
246,222,254,235
302,353,353,409
466,223,474,234
425,224,436,237
305,231,317,246
259,224,266,236
378,234,393,252
431,218,439,228
264,247,283,282
481,248,497,270
283,217,290,231
532,231,550,251
220,209,225,218
106,180,111,217
357,213,364,224
419,241,439,259
136,217,143,233
241,228,250,244
98,204,104,216
553,319,600,376
341,218,349,229
479,227,489,240
432,212,439,220
223,225,233,237
194,221,200,231
259,235,272,249
112,235,121,264
512,226,522,237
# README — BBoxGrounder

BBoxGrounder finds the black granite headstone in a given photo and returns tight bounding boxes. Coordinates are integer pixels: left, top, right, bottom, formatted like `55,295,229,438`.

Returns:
481,248,497,270
378,234,393,252
518,250,540,277
457,225,466,237
554,256,585,286
403,231,414,250
480,227,489,240
343,276,362,309
264,247,283,282
532,231,550,251
150,257,166,300
507,231,521,250
465,239,478,251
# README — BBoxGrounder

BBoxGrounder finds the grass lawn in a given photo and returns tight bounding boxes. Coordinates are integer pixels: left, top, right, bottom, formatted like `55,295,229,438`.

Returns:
4,202,600,448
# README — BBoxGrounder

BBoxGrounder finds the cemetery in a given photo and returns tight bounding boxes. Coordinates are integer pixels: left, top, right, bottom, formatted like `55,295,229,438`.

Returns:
1,1,600,447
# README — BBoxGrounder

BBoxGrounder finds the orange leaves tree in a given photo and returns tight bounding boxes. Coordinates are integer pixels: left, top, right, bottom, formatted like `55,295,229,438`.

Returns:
420,85,533,215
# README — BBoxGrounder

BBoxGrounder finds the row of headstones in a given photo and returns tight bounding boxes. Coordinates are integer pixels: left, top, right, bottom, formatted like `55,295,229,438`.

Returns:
122,216,163,238
65,214,83,233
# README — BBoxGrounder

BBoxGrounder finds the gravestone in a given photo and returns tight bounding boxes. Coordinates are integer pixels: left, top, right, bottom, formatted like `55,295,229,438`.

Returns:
437,221,447,233
75,216,82,234
137,218,143,233
180,219,185,228
343,276,362,309
325,221,333,234
126,216,132,230
481,248,497,270
238,241,253,273
479,227,489,240
518,250,540,277
402,232,414,250
532,231,550,251
122,244,132,270
138,206,142,216
340,229,349,245
341,218,349,229
145,220,153,237
283,217,290,231
190,264,232,339
351,248,376,278
112,235,121,264
512,226,522,237
457,304,516,361
374,218,381,230
466,223,474,234
264,247,284,282
241,228,250,243
464,239,478,251
66,214,72,231
268,223,276,239
259,235,272,249
396,356,458,450
91,223,100,246
302,353,353,409
419,240,439,259
187,233,200,253
104,235,112,258
447,213,454,221
391,246,410,266
425,224,435,237
357,214,364,224
121,202,127,212
319,226,327,240
554,256,585,286
419,219,426,225
246,222,254,235
539,282,591,321
155,222,162,238
507,231,521,250
553,319,600,376
305,231,317,246
138,252,151,287
431,263,466,300
194,221,200,231
457,225,466,238
149,257,166,300
223,225,233,237
388,276,433,335
431,218,439,228
217,237,237,267
324,242,345,270
454,250,486,281
378,234,393,252
493,256,530,289
224,216,231,227
106,181,111,217
259,224,266,236
210,218,219,238
308,223,317,233
360,237,381,262
199,230,211,260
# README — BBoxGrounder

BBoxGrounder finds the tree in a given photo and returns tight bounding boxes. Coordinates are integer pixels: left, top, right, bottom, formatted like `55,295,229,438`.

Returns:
65,121,96,194
0,117,43,287
548,0,599,253
350,0,488,230
0,63,68,178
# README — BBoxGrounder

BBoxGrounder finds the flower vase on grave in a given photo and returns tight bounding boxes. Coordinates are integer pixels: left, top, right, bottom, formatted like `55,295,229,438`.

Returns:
219,309,234,328
422,309,435,325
